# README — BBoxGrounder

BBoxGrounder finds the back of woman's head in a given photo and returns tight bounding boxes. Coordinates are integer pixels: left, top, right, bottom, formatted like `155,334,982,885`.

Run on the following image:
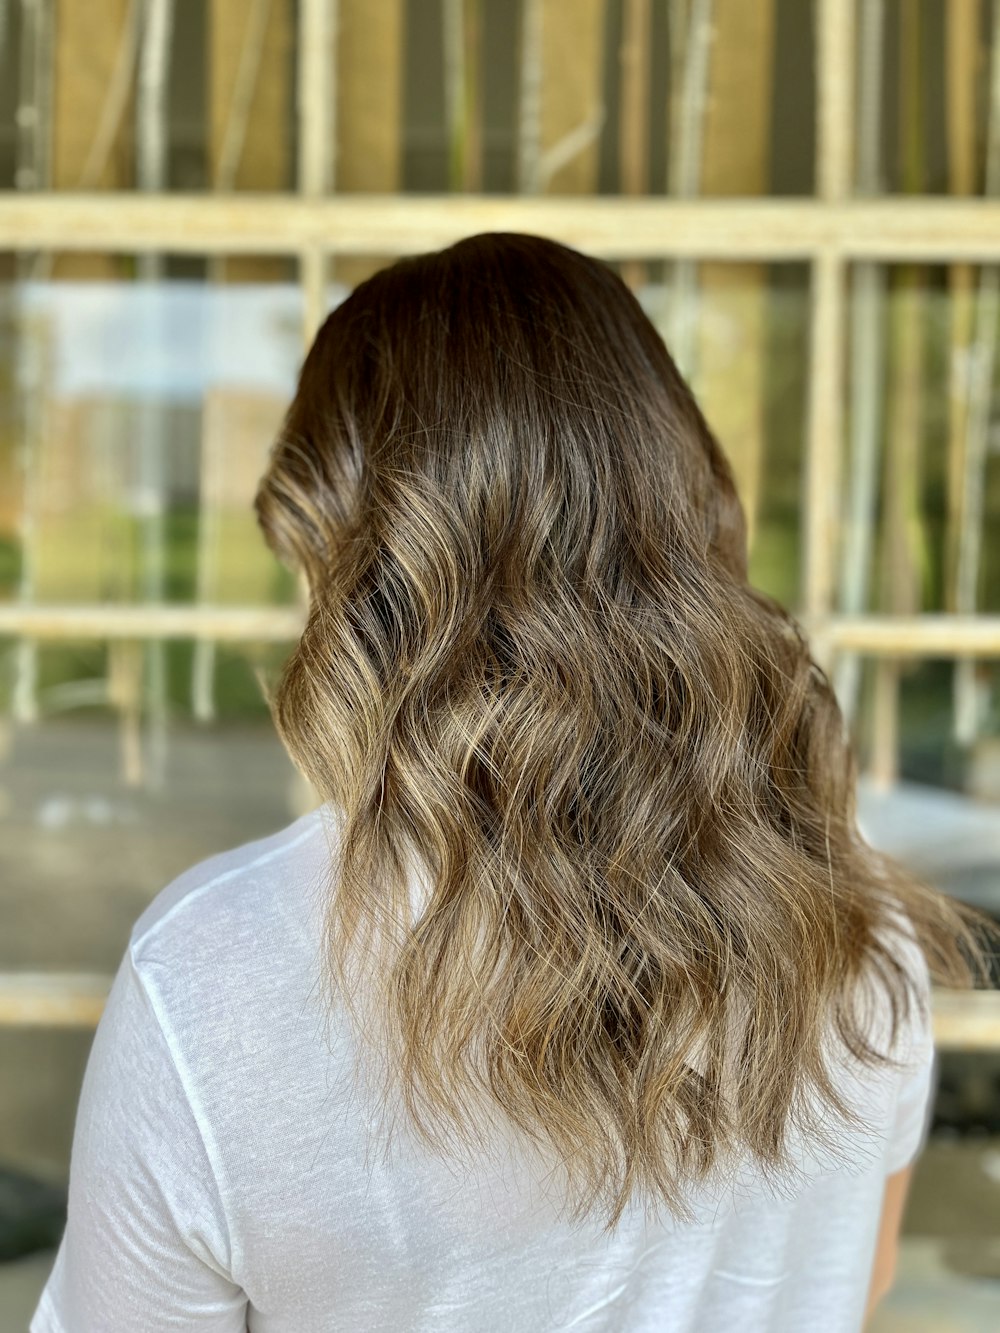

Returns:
255,232,993,1231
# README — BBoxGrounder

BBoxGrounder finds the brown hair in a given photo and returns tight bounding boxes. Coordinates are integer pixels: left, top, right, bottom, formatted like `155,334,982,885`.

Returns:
254,232,996,1231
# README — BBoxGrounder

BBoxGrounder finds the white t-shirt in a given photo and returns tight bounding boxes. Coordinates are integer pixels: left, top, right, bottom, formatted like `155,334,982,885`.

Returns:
31,801,935,1333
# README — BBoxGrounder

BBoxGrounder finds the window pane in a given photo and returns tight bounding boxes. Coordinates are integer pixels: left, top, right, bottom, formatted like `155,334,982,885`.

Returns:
0,253,313,975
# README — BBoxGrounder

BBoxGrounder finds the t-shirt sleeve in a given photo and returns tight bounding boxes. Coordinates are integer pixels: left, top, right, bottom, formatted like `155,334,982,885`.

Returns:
29,947,249,1332
882,918,937,1176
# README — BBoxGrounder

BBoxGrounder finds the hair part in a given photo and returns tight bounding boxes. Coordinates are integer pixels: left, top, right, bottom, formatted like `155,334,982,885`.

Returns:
255,232,997,1231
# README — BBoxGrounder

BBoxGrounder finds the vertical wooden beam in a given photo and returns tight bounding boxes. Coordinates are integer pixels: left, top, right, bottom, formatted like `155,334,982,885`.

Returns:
443,0,483,191
815,0,854,202
297,0,336,343
804,246,846,666
833,0,886,733
619,0,650,292
695,0,775,552
11,0,56,723
872,0,930,787
516,0,543,192
298,0,336,198
944,0,980,607
950,0,998,749
804,0,853,667
664,0,713,383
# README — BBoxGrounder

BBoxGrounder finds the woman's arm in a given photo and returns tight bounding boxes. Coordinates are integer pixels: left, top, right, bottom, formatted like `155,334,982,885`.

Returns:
863,1163,914,1326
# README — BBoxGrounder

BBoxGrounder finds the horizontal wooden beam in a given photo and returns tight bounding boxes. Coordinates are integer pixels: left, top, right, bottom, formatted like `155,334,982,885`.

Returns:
0,603,307,640
2,194,1000,259
0,973,109,1028
2,605,1000,657
928,990,1000,1052
2,972,997,1049
800,614,1000,658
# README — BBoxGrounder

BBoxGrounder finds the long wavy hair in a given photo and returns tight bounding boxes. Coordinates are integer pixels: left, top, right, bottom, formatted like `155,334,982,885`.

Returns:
254,232,996,1232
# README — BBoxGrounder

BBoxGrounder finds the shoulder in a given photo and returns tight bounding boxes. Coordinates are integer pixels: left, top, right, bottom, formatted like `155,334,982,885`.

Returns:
127,801,342,973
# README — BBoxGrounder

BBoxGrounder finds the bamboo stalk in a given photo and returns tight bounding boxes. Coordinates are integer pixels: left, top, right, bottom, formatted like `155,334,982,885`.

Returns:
297,0,337,344
944,0,980,620
619,0,651,291
135,0,175,791
10,0,54,725
443,0,482,192
297,0,336,199
804,0,853,644
833,0,886,732
619,0,651,195
516,0,542,193
25,0,54,200
815,0,854,201
953,0,1000,747
665,0,713,382
804,245,847,649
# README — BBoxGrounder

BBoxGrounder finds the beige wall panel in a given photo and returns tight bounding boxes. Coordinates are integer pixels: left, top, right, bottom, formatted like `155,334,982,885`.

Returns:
540,0,605,194
334,0,405,287
209,0,293,282
52,0,132,277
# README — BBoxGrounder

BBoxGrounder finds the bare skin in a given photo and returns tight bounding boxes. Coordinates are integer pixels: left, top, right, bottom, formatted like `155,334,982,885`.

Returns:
863,1163,914,1327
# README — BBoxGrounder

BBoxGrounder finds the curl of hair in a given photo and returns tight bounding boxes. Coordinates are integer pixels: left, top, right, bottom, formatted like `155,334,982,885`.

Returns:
254,233,997,1232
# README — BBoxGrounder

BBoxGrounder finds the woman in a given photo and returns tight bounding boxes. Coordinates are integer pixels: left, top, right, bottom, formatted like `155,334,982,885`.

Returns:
32,233,996,1332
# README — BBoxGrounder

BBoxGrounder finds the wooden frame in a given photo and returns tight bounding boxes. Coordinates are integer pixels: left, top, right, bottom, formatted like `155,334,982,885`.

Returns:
1,604,999,657
3,194,1000,259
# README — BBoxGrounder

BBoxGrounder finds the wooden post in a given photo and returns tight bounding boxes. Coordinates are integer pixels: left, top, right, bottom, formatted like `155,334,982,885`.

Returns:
804,0,853,673
872,0,928,788
695,0,775,553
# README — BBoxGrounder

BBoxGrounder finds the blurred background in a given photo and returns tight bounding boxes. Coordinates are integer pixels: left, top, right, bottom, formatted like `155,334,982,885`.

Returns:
1,1,999,1327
